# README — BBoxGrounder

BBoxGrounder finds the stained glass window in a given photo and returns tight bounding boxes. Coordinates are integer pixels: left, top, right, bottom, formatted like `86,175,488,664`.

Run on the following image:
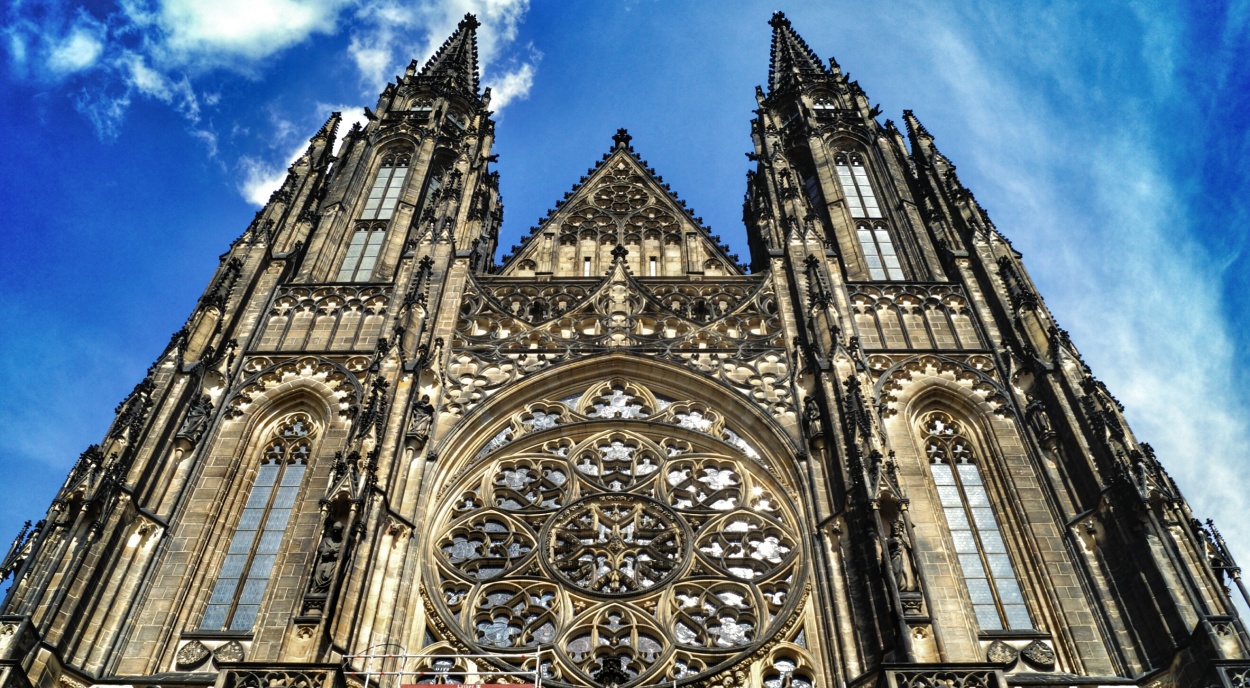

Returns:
923,412,1032,631
857,224,904,280
200,414,314,632
835,155,881,219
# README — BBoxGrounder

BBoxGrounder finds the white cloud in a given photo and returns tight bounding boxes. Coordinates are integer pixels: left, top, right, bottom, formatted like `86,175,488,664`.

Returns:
46,24,104,74
896,2,1250,560
486,59,534,110
147,0,351,68
239,146,303,206
348,0,536,110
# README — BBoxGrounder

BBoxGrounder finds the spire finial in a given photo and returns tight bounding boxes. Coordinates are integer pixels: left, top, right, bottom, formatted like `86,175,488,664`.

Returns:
612,128,633,150
413,12,482,97
766,11,827,95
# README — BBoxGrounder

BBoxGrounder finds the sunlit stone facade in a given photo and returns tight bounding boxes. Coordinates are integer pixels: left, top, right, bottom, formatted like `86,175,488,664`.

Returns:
2,12,1247,688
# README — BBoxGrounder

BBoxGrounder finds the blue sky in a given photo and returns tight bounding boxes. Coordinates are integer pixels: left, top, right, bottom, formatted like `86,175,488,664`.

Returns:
1,0,1248,586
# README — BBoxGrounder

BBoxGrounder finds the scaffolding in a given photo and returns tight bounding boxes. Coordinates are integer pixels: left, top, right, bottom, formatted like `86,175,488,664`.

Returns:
343,647,541,688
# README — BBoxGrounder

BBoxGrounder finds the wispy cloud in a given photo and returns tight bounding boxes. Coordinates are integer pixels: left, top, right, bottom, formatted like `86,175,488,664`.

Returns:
894,1,1250,556
4,0,536,202
347,0,536,100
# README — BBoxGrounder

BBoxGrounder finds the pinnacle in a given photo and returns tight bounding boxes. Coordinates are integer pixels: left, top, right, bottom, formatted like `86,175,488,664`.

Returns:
902,110,932,140
767,11,827,95
612,128,633,150
415,11,482,97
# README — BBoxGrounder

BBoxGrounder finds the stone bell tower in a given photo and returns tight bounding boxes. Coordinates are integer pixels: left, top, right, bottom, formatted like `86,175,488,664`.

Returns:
0,11,1247,688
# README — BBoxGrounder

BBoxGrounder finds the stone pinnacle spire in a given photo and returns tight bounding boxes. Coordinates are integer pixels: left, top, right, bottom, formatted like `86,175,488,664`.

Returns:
417,13,482,97
767,11,827,94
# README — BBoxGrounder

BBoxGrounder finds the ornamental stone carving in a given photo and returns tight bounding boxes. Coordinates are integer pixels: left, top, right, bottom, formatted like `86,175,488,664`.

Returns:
425,380,804,687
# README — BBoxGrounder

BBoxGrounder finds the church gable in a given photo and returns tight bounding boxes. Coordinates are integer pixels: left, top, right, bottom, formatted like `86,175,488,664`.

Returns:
500,130,743,277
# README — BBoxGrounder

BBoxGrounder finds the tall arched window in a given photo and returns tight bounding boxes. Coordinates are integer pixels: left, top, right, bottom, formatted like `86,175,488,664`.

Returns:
200,413,316,632
858,222,904,281
338,150,411,282
361,150,411,220
835,154,881,219
337,221,387,282
921,411,1032,631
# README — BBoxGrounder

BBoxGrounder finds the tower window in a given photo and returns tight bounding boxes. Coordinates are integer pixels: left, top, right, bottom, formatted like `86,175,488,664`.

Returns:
923,412,1032,631
858,224,904,280
361,151,410,221
200,414,314,632
337,222,387,282
649,257,658,276
583,257,593,277
835,155,881,219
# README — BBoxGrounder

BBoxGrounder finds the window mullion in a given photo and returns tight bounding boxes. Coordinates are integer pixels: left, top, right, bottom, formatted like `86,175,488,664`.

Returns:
951,459,1010,630
224,451,288,629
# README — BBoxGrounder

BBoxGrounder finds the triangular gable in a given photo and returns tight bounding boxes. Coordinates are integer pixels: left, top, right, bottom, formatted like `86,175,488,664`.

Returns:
500,131,743,277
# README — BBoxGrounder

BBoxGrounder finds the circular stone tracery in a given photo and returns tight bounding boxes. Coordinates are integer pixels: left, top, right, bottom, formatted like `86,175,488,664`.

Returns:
426,413,804,688
544,494,690,596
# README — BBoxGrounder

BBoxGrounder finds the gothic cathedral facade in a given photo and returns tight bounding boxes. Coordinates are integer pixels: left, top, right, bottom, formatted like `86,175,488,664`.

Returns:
1,12,1247,688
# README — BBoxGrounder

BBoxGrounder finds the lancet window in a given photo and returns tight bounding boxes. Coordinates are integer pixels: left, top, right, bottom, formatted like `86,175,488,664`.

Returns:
200,413,315,632
835,154,881,219
922,411,1031,631
361,150,410,220
857,223,904,281
337,150,410,282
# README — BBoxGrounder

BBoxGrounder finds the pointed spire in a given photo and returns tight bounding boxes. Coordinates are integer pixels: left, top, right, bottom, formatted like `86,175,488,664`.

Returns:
417,13,481,97
903,110,941,163
311,111,341,143
767,12,827,94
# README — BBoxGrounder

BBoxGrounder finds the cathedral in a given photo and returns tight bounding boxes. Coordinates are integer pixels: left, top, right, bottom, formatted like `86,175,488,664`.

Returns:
2,12,1248,688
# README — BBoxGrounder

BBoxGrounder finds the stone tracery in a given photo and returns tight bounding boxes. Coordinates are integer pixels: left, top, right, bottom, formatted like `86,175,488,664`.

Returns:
425,380,805,687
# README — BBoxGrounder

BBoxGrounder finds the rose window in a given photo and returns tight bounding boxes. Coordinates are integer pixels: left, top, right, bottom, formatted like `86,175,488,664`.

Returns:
425,386,804,687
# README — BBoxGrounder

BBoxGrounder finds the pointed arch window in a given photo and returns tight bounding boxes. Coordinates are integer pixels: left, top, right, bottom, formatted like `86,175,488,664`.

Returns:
858,223,904,281
200,413,315,632
835,154,881,219
922,411,1032,631
337,221,387,282
361,151,411,220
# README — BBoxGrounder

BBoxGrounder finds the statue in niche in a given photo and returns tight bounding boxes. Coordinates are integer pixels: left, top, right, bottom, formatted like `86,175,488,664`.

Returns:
175,394,213,446
408,395,435,444
887,517,918,592
310,520,345,596
803,396,823,438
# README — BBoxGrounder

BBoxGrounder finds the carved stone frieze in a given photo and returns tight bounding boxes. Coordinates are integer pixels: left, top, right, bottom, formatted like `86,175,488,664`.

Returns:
447,268,793,420
225,356,364,419
258,285,392,353
849,283,984,351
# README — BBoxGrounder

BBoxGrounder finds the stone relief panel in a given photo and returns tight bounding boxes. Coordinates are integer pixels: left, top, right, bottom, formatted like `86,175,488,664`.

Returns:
257,285,391,353
446,270,793,421
501,154,739,277
423,381,807,688
849,284,983,351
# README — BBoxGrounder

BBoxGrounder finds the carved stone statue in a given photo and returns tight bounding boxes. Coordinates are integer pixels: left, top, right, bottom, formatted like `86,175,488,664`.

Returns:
408,395,434,443
803,396,823,438
175,394,213,446
888,518,917,592
311,520,345,595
